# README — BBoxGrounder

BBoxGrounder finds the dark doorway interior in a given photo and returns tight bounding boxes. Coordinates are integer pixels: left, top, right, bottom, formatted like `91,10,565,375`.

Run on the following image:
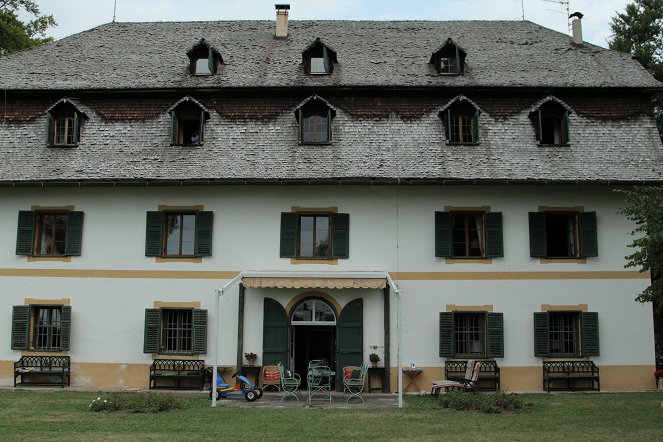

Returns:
293,325,335,385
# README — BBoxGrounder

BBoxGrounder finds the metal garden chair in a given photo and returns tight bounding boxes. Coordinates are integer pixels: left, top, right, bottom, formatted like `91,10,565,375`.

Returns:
343,363,369,402
307,364,333,404
277,362,301,401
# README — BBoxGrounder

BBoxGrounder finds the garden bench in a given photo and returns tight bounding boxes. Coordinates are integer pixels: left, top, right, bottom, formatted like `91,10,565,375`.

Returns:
542,361,600,392
149,359,206,390
14,356,70,387
445,360,500,391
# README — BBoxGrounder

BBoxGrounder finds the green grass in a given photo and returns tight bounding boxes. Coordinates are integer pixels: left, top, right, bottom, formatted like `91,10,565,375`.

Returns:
0,390,662,441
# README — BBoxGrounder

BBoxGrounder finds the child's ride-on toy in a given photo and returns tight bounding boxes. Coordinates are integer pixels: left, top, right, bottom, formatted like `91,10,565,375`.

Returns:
210,369,263,402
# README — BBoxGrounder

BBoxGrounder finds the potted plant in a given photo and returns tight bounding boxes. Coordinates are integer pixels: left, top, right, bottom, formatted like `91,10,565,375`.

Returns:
369,353,380,367
244,352,258,366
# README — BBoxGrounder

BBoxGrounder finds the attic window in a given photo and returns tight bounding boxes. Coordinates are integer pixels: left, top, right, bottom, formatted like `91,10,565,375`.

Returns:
430,38,466,75
46,101,85,147
531,101,570,145
187,40,222,76
296,98,336,144
303,39,337,75
441,100,480,144
169,98,210,145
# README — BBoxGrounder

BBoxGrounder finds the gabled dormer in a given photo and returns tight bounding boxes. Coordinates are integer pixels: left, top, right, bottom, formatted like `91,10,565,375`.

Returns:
302,38,337,75
45,98,88,147
439,95,482,144
528,97,572,146
167,96,211,145
294,95,337,144
430,38,466,75
186,39,223,76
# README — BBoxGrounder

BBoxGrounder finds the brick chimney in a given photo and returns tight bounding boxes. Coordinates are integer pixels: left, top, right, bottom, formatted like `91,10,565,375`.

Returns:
570,12,584,46
275,4,290,38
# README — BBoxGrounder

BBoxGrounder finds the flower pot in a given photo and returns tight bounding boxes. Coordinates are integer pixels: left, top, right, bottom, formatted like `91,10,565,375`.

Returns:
371,362,377,368
248,360,255,366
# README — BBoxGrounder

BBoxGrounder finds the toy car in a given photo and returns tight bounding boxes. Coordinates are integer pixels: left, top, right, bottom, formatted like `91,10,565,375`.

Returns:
209,369,263,402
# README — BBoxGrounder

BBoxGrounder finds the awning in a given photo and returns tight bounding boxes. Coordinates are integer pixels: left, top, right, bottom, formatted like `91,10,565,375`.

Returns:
242,277,386,290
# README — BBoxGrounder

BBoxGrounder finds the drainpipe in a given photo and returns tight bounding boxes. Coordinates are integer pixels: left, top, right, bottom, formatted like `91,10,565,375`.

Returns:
385,272,403,408
211,272,244,408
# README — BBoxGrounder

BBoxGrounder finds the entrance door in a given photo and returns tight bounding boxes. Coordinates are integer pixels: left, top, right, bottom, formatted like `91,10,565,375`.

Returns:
293,325,335,384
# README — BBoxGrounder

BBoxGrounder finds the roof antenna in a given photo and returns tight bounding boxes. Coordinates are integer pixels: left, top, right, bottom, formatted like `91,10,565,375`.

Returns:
542,0,571,33
113,0,117,23
521,0,525,20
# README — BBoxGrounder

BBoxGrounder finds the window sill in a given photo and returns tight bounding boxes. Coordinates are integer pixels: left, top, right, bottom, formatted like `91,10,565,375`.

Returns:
155,256,203,263
171,143,203,147
48,144,78,148
445,142,479,146
22,350,66,356
290,258,338,265
537,143,570,147
437,72,462,76
298,142,332,146
542,356,589,361
27,256,72,262
539,257,587,264
152,354,201,360
445,257,492,264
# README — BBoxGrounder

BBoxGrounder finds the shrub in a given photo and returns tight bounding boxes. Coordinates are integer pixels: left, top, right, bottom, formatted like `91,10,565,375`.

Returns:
88,393,186,413
436,391,527,413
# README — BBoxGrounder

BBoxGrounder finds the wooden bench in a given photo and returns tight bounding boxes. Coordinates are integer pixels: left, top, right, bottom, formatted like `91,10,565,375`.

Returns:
543,361,600,392
149,359,206,390
445,360,500,391
14,356,70,388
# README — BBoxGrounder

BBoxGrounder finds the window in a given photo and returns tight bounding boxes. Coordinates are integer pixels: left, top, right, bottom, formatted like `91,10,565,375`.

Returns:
169,99,209,145
291,299,336,324
528,211,597,259
186,39,222,76
430,38,466,75
303,38,337,75
46,101,84,146
441,100,480,144
439,311,503,358
145,210,213,258
144,308,207,355
280,211,349,260
11,304,71,351
534,311,599,357
296,98,335,144
435,210,503,259
15,210,84,257
531,100,570,145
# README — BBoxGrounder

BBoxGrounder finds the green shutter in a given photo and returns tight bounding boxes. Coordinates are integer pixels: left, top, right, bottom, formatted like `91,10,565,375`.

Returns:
194,211,213,256
46,114,54,145
528,212,547,258
145,211,164,257
536,110,543,142
143,309,161,353
336,298,363,390
171,112,178,144
262,298,289,366
208,47,215,74
486,312,504,358
192,309,208,354
16,211,35,256
472,111,480,143
578,212,598,258
279,212,298,258
64,211,84,256
581,312,600,357
435,211,452,257
60,305,72,351
485,212,504,258
73,112,80,144
331,213,350,259
198,110,205,143
562,110,570,143
11,305,30,350
439,312,454,357
533,312,550,357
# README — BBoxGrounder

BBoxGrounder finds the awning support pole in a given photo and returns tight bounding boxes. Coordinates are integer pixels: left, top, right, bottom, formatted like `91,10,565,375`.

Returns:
385,272,402,408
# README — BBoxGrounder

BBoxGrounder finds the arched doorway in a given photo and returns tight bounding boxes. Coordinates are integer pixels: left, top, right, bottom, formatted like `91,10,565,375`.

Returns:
290,298,337,382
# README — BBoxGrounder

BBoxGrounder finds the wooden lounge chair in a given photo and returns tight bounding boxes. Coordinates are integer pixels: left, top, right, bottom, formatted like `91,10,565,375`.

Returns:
431,360,481,396
261,365,281,391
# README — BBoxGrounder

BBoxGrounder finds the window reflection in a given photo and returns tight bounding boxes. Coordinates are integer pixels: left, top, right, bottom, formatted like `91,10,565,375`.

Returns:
292,300,336,323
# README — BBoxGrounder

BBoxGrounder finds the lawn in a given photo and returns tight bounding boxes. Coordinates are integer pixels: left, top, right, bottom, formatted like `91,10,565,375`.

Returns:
0,390,662,441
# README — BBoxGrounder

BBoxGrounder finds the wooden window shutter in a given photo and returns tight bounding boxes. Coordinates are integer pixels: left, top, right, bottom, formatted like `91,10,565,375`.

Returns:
145,211,164,257
578,212,598,258
434,211,452,257
143,309,161,353
486,312,504,358
16,211,36,256
279,212,298,258
485,212,504,258
64,211,84,256
446,109,452,142
472,110,480,142
439,312,454,357
198,111,205,143
562,110,570,144
11,305,30,350
454,45,461,73
327,108,332,142
533,312,550,357
581,312,600,356
46,113,55,145
536,110,543,142
207,47,215,74
528,212,547,258
298,109,303,143
60,305,72,351
194,211,214,256
323,45,331,73
73,112,80,144
192,309,208,354
331,213,350,259
171,112,178,144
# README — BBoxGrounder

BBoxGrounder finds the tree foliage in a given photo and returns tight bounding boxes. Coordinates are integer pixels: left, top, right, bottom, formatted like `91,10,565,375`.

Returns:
609,0,663,139
0,0,56,55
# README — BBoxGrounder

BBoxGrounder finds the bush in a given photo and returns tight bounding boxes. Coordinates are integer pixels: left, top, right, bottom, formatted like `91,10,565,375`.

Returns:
436,391,527,413
88,393,186,413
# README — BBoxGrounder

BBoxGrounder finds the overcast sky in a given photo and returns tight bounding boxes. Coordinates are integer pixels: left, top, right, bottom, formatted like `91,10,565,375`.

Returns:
31,0,630,48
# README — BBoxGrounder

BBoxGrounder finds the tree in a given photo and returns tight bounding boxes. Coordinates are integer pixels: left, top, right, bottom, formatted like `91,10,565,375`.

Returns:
0,0,56,55
608,0,663,139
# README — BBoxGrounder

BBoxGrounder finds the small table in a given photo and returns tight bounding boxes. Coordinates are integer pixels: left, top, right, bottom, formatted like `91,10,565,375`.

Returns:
367,367,386,393
241,365,262,388
402,367,423,393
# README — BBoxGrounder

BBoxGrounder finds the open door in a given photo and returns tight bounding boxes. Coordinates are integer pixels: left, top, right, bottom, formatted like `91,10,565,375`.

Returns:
262,298,289,366
335,298,363,390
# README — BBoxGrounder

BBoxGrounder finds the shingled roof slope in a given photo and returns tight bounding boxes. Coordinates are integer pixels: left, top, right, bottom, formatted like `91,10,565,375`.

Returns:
0,20,660,90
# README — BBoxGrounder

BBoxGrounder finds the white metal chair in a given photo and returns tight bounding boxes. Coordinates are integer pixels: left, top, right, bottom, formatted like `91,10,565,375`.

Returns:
277,362,301,401
343,363,369,402
307,364,333,404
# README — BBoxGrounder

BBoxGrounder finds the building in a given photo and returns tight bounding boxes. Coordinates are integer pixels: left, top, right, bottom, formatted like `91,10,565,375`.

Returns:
1,6,662,392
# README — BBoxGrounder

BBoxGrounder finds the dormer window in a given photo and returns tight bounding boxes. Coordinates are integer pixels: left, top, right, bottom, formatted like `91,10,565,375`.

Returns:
302,38,337,75
440,98,480,144
294,96,336,144
187,39,222,76
531,100,570,145
167,97,211,146
46,99,87,147
430,38,466,75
